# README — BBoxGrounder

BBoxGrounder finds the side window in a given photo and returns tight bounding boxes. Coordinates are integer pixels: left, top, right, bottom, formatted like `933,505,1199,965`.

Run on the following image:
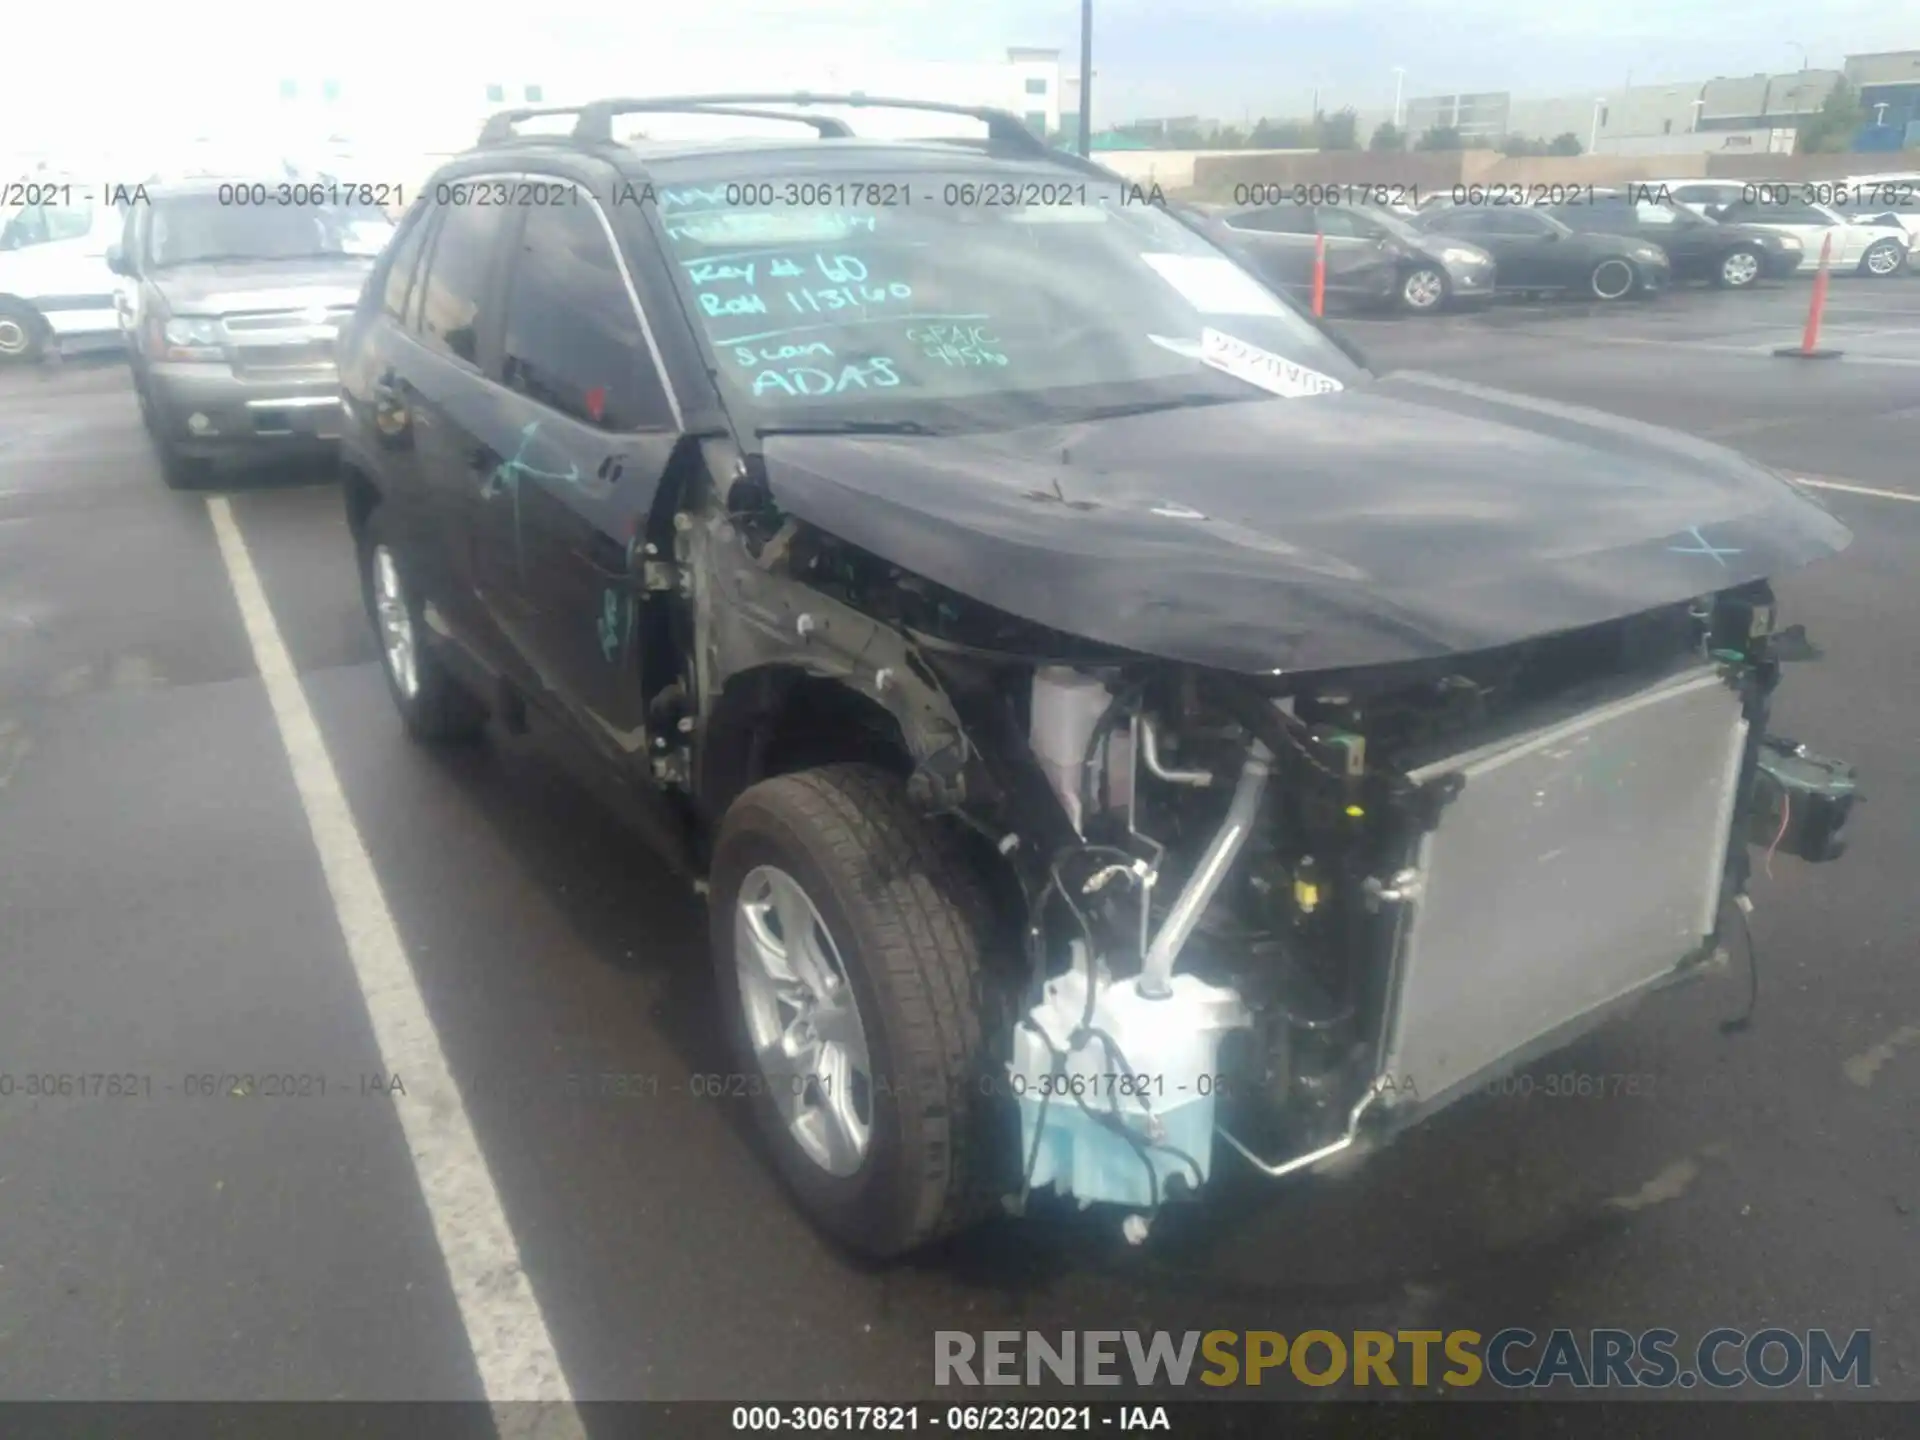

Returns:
501,200,671,431
1479,210,1548,236
0,205,50,250
1228,206,1312,234
380,205,433,324
43,202,94,242
1433,209,1488,234
1633,201,1679,225
415,199,509,366
1313,208,1367,238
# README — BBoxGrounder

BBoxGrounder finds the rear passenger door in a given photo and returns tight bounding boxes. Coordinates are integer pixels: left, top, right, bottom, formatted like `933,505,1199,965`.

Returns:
475,193,682,760
394,190,523,677
1218,204,1317,290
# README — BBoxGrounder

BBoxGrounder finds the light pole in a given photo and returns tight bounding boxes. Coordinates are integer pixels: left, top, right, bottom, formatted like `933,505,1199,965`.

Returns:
1787,42,1809,72
1077,0,1093,157
1590,96,1606,153
1391,66,1406,128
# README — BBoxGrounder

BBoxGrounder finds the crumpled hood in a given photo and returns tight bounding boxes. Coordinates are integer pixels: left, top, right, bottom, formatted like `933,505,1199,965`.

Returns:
153,260,370,316
759,369,1851,675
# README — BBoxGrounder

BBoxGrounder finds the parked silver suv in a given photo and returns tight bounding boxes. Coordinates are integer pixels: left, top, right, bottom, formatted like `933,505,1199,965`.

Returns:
108,178,394,486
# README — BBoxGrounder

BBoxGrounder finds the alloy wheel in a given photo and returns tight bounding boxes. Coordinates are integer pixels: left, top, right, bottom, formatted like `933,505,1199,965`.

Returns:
0,317,30,357
1402,268,1446,311
1591,259,1635,301
1865,241,1904,277
1721,250,1761,287
734,863,874,1178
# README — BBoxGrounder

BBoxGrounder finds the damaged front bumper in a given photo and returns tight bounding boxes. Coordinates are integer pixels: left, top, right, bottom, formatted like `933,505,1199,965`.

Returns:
1001,635,1857,1236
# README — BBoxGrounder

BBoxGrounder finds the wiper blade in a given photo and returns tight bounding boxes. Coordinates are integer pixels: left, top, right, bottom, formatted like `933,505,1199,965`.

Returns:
755,419,938,437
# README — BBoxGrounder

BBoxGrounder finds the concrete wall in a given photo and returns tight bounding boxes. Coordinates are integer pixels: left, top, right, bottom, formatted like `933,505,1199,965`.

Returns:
1096,148,1313,189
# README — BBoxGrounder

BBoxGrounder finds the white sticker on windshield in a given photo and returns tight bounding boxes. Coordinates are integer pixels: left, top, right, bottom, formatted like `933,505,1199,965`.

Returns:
1146,333,1205,360
1141,253,1289,316
1200,327,1344,398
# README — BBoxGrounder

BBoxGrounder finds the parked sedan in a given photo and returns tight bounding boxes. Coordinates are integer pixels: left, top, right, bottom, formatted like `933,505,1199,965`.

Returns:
1193,200,1496,313
1541,190,1801,289
1412,205,1670,300
1702,195,1908,278
1839,174,1920,245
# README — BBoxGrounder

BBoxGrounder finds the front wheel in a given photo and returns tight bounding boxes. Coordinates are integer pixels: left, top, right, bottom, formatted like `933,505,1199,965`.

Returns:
1588,258,1637,301
1716,247,1764,289
356,506,487,743
136,374,210,490
1398,265,1449,314
709,764,1009,1258
1859,238,1906,278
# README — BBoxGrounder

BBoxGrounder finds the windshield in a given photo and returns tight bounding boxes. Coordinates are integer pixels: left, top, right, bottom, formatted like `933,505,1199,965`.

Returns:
146,193,393,268
650,166,1365,432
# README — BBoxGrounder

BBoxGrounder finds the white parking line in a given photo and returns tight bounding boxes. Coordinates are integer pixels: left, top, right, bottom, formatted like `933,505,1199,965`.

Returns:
1794,475,1920,504
206,496,585,1428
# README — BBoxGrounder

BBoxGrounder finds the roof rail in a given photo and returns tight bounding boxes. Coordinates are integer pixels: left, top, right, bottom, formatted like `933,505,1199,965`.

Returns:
476,105,597,146
568,93,1050,154
477,101,862,148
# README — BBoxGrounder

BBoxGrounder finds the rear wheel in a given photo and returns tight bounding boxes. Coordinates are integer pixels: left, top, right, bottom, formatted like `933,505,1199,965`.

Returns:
1860,238,1906,278
1589,258,1637,301
0,300,47,364
356,506,487,743
1716,247,1763,289
709,763,1010,1258
1398,265,1449,314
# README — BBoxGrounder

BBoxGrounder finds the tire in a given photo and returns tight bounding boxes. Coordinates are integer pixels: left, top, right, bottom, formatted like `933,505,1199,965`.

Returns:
1859,238,1906,278
1715,247,1764,289
356,505,487,743
1588,258,1637,301
0,299,47,364
709,764,1009,1258
135,369,211,490
1398,265,1449,314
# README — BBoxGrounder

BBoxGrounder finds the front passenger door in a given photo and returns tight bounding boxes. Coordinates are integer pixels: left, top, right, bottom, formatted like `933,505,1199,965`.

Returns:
1310,206,1396,298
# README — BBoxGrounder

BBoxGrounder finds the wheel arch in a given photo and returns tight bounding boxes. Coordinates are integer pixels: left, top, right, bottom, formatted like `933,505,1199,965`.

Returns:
698,665,916,828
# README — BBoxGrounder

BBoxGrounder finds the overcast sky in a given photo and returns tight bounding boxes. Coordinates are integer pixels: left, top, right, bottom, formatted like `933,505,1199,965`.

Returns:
6,1,1913,129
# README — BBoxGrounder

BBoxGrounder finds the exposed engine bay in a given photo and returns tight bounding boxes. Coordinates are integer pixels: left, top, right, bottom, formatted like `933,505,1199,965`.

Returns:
680,465,1859,1243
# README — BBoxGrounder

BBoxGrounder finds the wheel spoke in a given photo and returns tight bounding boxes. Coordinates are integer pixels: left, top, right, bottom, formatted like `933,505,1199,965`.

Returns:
740,901,805,989
756,1034,814,1131
814,1040,870,1173
769,872,833,996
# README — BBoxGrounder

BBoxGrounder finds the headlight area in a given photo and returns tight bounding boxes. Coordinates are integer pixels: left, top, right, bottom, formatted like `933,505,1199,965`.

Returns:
992,584,1830,1242
159,315,225,362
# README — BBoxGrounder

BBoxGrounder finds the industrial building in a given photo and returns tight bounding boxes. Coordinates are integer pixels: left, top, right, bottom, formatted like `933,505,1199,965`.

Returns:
1382,49,1920,156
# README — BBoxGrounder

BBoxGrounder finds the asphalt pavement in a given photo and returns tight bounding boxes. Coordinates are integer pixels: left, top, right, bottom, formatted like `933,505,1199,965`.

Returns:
0,275,1915,1405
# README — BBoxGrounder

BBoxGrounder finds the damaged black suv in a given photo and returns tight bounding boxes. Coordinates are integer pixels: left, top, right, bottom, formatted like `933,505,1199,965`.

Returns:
338,95,1856,1259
